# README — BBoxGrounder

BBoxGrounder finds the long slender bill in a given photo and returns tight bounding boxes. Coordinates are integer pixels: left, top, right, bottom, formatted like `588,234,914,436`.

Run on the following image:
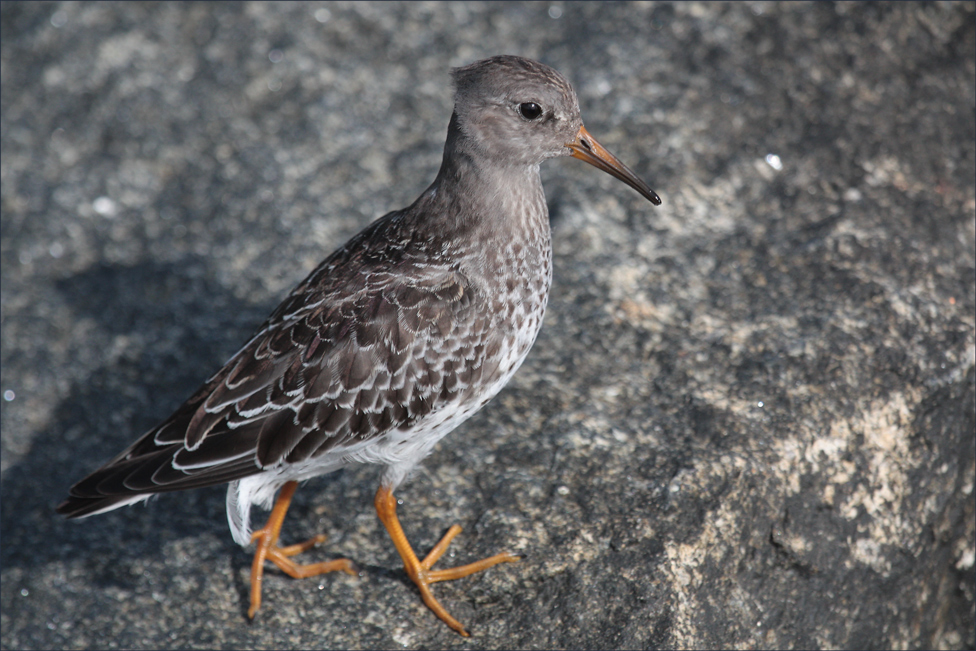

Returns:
566,125,661,205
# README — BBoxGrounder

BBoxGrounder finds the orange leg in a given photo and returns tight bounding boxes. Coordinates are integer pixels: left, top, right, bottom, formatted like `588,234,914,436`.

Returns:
374,485,520,636
248,480,357,618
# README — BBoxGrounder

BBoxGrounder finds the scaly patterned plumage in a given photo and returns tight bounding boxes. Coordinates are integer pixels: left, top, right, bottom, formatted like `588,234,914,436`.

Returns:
58,55,659,635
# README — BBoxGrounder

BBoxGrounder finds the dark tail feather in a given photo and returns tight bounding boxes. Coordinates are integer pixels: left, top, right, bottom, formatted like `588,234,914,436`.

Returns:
56,494,148,519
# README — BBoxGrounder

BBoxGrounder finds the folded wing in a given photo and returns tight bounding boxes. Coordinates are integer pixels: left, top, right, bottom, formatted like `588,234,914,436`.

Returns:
58,217,494,518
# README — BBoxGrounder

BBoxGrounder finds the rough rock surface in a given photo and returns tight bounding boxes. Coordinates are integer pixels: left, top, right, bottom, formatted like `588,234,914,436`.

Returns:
2,3,973,649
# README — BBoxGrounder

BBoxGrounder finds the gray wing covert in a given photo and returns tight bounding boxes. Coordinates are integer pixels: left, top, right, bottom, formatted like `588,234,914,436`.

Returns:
172,264,494,473
59,264,495,516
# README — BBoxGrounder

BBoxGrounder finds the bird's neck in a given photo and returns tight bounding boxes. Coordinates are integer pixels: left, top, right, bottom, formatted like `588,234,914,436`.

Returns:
421,113,549,243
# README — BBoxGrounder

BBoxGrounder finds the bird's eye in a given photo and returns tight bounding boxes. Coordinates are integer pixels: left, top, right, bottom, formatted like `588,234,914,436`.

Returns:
517,102,543,121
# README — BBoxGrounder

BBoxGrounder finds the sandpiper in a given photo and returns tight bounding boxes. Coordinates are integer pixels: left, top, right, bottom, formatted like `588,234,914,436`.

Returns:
58,55,660,636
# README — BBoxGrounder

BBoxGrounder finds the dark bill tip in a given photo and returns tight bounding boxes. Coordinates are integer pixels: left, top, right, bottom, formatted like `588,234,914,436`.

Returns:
566,126,661,205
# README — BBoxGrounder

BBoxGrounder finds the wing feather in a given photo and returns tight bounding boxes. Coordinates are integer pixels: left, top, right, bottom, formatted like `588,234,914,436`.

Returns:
58,212,502,519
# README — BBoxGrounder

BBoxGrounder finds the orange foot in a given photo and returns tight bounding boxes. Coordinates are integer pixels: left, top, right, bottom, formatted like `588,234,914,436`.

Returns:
374,485,520,636
248,480,357,618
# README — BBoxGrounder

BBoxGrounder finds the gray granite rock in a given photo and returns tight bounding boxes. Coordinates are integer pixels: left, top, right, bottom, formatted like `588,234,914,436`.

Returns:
2,3,973,649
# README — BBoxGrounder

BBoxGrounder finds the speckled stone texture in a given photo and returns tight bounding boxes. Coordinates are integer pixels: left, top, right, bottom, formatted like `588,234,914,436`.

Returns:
2,3,973,649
